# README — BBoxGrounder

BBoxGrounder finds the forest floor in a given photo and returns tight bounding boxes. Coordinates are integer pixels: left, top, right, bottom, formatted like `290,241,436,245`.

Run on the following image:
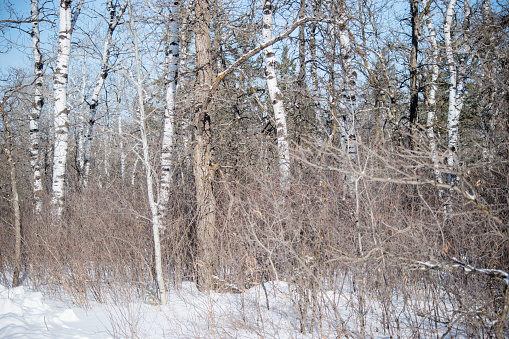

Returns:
1,275,471,338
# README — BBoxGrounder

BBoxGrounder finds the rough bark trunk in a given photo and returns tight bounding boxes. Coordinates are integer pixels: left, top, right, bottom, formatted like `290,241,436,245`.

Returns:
295,0,307,145
262,0,291,190
193,0,217,290
409,0,420,125
51,0,73,217
30,0,44,215
158,0,180,224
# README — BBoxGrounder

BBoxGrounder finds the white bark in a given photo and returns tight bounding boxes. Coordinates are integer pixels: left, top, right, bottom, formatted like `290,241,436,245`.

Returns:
51,0,73,217
444,0,458,182
445,0,468,186
261,0,290,189
118,115,125,180
335,1,357,198
157,1,180,223
423,0,443,185
77,56,87,175
128,0,166,304
310,0,323,144
30,0,43,214
337,7,357,164
83,0,127,186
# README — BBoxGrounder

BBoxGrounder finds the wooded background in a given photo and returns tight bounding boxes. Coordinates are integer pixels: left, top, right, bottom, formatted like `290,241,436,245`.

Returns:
1,0,508,336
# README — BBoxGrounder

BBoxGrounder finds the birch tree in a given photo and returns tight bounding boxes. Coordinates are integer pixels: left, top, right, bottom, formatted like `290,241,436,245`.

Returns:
309,0,323,144
423,0,442,186
51,0,82,216
127,0,166,304
82,0,127,186
261,0,291,190
336,0,357,197
157,0,180,223
444,0,469,188
29,0,43,214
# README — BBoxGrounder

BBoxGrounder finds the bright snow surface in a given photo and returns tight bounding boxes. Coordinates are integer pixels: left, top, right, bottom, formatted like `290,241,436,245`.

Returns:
0,281,338,338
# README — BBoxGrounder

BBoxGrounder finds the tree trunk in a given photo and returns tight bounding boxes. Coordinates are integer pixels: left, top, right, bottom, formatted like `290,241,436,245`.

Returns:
194,0,217,289
310,0,323,143
158,0,180,224
409,0,420,125
83,0,127,186
262,0,291,190
128,0,167,304
295,0,307,145
337,0,357,198
423,0,443,186
51,0,73,217
30,0,44,215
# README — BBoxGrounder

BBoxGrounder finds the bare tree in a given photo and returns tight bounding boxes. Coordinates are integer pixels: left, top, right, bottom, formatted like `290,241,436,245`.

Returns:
261,0,290,190
29,0,44,214
82,0,127,186
127,0,166,304
193,0,217,289
157,0,180,224
51,0,83,217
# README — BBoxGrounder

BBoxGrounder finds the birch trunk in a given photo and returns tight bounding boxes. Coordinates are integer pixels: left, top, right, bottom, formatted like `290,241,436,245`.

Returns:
423,0,443,186
444,0,468,186
337,1,357,197
310,0,323,143
158,1,180,223
51,0,73,217
194,0,217,289
30,0,44,214
83,0,127,186
128,0,166,304
262,0,291,190
77,57,86,175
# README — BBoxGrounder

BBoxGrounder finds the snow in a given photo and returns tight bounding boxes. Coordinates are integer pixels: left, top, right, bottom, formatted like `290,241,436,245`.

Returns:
0,276,496,338
0,280,355,338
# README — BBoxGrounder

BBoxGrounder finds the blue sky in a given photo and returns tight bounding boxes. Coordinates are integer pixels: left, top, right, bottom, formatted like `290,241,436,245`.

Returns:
0,0,34,70
0,0,59,72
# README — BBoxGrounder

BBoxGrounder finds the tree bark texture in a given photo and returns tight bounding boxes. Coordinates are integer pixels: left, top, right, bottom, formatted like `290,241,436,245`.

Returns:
262,0,291,190
336,0,357,197
158,0,180,223
51,0,73,217
409,0,419,125
193,0,217,289
30,0,44,215
423,0,443,186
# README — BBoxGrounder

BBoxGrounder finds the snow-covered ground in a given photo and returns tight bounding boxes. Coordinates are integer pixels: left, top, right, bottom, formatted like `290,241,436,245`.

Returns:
0,278,478,338
0,281,334,338
0,278,375,338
